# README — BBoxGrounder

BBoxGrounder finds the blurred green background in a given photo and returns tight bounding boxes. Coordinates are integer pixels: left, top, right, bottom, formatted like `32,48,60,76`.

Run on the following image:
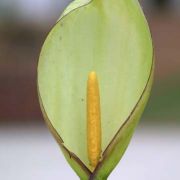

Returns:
0,0,179,180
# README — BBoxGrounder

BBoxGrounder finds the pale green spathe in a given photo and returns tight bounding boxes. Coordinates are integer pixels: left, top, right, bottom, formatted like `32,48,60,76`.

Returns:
38,0,153,179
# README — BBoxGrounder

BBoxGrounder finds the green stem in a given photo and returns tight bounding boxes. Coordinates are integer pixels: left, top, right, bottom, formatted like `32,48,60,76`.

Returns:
88,175,107,180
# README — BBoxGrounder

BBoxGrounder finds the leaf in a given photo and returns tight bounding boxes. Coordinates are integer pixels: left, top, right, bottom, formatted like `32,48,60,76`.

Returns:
37,0,153,179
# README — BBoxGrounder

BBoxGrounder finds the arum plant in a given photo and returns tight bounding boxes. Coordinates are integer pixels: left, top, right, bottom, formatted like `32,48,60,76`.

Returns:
37,0,153,179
